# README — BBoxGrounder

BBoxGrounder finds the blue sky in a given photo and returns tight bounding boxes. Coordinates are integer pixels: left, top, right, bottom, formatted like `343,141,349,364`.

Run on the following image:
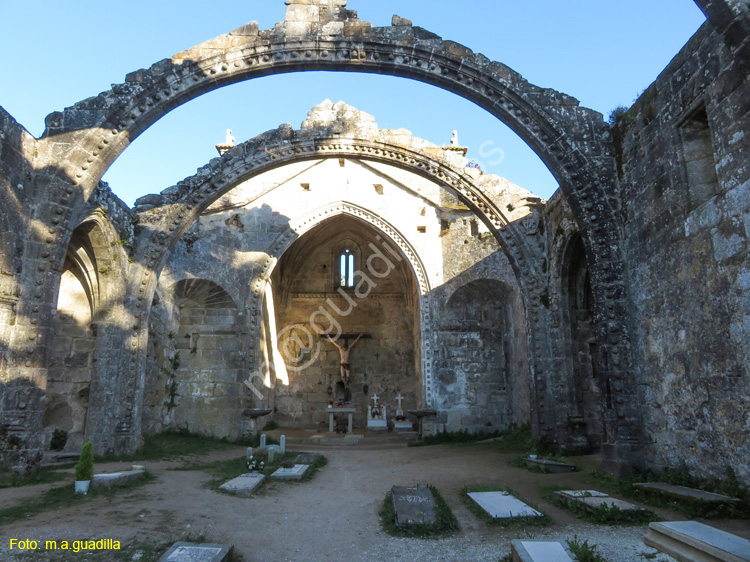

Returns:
0,1,705,204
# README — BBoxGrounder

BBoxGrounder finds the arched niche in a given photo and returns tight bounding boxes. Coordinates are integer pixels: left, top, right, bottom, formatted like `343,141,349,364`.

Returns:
435,279,525,432
560,233,605,449
44,222,102,450
157,278,241,439
268,213,421,430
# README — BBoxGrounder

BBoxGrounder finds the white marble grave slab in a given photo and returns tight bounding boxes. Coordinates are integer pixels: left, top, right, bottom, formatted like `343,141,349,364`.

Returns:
468,491,542,519
219,473,264,496
271,464,309,480
158,542,231,562
512,540,575,562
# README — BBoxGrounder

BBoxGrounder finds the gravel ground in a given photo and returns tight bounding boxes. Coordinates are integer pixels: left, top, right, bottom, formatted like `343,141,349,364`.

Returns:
2,438,741,561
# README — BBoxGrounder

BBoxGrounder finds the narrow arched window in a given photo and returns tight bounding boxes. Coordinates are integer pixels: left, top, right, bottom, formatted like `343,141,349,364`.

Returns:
340,248,355,287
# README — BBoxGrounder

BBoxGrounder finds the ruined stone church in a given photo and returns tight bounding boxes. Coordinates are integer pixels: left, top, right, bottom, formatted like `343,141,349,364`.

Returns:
0,0,748,482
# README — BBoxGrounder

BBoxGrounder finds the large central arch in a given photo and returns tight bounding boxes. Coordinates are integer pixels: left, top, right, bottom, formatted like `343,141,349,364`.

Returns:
8,0,647,471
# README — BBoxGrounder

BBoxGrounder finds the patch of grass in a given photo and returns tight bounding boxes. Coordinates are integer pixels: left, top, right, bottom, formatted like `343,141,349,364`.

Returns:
0,471,155,526
566,535,608,562
478,423,592,457
379,485,459,538
482,424,537,453
542,485,658,525
461,485,552,528
0,465,69,489
408,428,502,447
95,429,277,463
177,451,327,494
498,553,513,562
589,466,750,519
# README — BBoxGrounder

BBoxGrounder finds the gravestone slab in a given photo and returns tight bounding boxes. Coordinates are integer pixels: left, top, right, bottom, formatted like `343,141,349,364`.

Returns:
271,464,309,480
391,486,436,526
294,453,320,464
219,473,265,496
575,496,643,512
524,458,577,473
467,491,543,519
511,540,575,562
635,482,741,504
91,468,145,489
367,419,388,433
393,421,413,432
157,542,231,562
555,490,609,500
644,521,750,562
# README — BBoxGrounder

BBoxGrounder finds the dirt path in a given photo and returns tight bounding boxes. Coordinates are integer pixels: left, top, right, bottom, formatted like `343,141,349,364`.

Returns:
0,441,739,561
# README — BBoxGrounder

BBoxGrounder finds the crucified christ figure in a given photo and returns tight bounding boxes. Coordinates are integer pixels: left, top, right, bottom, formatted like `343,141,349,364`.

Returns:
325,333,362,389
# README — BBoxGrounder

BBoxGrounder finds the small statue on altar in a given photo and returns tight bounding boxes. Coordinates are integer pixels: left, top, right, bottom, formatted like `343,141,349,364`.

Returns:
367,393,387,433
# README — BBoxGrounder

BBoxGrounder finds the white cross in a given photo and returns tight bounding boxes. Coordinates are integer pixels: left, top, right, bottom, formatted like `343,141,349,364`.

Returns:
396,394,404,408
371,393,380,407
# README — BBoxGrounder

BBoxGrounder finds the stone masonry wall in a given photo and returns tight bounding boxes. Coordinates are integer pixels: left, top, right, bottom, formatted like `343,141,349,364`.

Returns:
143,145,532,439
615,22,750,482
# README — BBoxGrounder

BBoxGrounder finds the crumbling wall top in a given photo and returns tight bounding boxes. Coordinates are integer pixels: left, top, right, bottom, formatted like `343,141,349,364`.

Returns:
284,0,360,27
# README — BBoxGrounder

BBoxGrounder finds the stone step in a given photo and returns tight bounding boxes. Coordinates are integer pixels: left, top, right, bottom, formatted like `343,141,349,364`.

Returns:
511,540,575,562
635,482,741,504
643,521,750,562
284,432,417,445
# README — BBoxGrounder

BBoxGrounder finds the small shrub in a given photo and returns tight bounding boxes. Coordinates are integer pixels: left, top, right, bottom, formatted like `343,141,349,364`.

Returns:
262,420,279,431
608,105,628,126
74,442,95,481
566,535,608,562
50,428,68,451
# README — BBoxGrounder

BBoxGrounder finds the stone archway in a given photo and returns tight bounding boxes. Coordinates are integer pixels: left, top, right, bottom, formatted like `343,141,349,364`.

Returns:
265,211,423,431
8,1,649,469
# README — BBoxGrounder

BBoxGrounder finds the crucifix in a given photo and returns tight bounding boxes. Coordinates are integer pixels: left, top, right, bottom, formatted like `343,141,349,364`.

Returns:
320,331,372,389
371,393,380,407
395,394,404,409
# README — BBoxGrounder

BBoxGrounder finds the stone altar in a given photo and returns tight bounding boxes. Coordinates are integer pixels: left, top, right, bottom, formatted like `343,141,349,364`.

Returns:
326,407,355,434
